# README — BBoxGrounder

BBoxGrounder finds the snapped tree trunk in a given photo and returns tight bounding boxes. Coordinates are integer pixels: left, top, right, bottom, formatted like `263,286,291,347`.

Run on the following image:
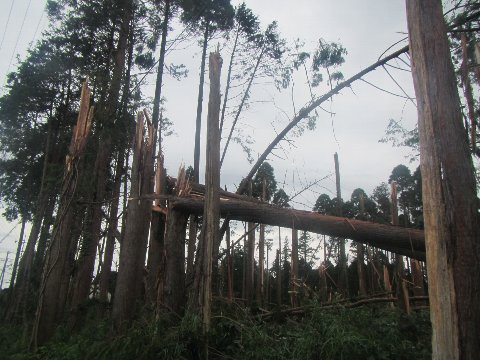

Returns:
32,80,93,348
146,0,171,307
69,0,133,314
112,111,154,331
406,0,480,357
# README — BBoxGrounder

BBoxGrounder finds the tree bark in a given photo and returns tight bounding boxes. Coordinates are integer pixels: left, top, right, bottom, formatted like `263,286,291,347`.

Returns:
357,194,367,296
112,111,154,331
334,153,347,297
406,1,480,358
460,33,477,152
163,208,188,315
168,196,426,260
193,52,222,335
290,229,298,307
146,0,171,308
193,23,210,183
32,80,93,348
70,0,133,314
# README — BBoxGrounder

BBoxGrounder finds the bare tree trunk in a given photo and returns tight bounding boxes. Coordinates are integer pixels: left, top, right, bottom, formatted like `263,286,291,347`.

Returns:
334,153,347,297
256,179,266,306
407,1,480,357
391,182,410,314
276,228,282,306
193,24,210,183
246,221,255,305
193,52,222,338
290,229,298,307
112,111,154,331
9,219,26,290
98,150,124,303
226,224,233,302
460,33,477,152
164,208,188,315
357,194,367,296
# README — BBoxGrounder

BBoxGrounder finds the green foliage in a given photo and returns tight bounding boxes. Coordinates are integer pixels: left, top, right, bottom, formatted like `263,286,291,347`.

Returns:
0,305,430,359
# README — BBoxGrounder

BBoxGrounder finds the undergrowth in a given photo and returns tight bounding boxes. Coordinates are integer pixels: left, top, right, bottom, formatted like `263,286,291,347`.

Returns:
0,304,431,359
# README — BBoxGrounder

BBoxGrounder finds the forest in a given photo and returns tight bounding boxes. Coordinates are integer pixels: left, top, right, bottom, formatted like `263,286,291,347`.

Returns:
0,0,479,359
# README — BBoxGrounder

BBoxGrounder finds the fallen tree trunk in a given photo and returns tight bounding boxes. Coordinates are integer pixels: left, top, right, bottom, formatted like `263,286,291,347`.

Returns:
165,196,425,260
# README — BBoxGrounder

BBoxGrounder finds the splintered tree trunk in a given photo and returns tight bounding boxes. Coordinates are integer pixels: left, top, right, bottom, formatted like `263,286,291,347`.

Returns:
192,52,222,336
290,229,299,307
391,182,409,314
406,0,480,357
334,153,347,297
70,0,133,314
33,81,93,348
147,0,171,308
112,111,154,331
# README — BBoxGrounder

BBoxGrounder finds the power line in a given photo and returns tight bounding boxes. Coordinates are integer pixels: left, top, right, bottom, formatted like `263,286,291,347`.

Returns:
0,222,19,244
2,0,33,89
0,0,15,51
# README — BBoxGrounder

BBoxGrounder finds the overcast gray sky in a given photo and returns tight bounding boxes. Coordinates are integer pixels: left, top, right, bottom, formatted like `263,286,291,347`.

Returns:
0,0,422,286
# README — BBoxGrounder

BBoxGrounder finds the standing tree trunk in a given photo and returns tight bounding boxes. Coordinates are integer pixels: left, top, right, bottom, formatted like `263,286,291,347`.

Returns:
147,0,171,307
391,182,410,314
357,194,367,296
112,111,154,331
334,153,348,297
276,228,282,306
8,219,26,290
256,179,266,306
98,150,124,303
290,229,298,307
192,52,222,338
193,23,210,183
406,1,480,357
460,33,477,152
245,182,255,306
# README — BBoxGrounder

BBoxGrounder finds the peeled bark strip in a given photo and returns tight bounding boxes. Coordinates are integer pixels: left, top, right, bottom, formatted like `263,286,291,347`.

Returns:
407,1,480,358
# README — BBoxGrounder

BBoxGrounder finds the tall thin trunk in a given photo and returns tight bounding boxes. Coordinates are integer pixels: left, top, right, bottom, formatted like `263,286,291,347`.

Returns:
407,1,480,357
9,218,26,289
357,194,367,296
246,183,255,305
98,150,124,303
460,33,477,152
334,153,347,297
256,179,266,306
193,52,222,337
276,227,282,306
219,26,240,135
391,182,409,313
220,46,266,167
290,229,298,307
193,23,210,183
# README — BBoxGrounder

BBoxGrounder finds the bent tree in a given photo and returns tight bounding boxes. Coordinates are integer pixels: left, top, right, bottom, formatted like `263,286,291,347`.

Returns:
407,0,480,358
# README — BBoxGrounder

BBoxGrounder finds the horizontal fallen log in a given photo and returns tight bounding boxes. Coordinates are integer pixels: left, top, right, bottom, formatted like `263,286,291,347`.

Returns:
165,196,425,261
